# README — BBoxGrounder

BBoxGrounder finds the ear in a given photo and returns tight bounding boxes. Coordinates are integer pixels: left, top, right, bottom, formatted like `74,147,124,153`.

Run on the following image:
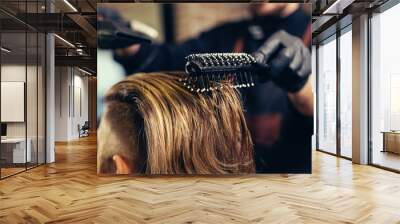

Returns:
112,155,133,174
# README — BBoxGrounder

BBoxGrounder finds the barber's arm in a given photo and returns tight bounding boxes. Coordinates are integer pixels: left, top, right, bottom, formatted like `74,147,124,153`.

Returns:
98,7,222,74
113,27,226,74
253,30,313,117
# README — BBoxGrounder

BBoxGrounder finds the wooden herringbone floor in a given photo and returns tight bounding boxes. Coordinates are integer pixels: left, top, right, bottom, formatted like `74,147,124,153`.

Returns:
1,135,400,224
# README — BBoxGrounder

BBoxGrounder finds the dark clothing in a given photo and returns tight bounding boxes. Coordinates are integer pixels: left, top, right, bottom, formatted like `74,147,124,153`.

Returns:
115,9,313,173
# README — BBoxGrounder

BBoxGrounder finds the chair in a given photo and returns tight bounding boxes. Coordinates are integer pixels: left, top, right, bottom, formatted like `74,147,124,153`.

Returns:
79,121,90,138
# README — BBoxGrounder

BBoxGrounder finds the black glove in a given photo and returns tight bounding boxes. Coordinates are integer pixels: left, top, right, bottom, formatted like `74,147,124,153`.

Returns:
252,30,311,93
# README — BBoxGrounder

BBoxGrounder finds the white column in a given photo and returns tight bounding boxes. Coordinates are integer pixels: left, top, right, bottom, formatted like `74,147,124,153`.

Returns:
352,14,369,164
46,32,55,163
311,45,317,150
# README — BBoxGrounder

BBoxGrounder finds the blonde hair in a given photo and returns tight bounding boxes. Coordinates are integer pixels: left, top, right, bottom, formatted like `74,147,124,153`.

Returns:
98,72,254,174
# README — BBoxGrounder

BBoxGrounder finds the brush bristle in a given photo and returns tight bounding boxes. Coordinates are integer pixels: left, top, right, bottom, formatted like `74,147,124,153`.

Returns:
183,53,257,93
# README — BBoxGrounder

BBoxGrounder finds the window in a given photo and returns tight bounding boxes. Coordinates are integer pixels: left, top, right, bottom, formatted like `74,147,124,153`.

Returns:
317,35,337,154
0,1,47,179
370,3,400,171
339,27,352,158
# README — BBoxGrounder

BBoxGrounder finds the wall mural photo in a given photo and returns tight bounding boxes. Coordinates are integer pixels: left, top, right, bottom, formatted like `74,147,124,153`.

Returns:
97,3,313,175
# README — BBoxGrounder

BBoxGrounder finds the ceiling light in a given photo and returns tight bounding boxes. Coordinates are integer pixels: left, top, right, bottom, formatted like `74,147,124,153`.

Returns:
78,67,92,76
76,48,86,55
322,0,355,15
63,0,78,12
323,0,340,14
54,34,75,48
1,47,11,53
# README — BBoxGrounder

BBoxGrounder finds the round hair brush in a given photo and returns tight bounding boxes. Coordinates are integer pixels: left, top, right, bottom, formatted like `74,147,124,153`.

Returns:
183,53,270,93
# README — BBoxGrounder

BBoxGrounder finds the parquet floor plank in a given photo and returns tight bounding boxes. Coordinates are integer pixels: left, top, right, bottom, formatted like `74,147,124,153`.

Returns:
0,135,400,223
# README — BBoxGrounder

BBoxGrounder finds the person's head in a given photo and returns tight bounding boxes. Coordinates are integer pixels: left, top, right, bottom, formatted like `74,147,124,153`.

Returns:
98,72,255,175
249,3,299,17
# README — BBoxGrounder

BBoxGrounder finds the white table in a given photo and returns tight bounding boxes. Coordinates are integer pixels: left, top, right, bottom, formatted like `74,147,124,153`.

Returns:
1,138,31,163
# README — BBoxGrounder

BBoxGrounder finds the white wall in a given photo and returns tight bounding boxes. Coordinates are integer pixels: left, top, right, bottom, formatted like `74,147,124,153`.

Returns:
1,65,26,135
1,65,26,142
55,67,89,141
1,63,46,164
55,66,69,141
1,65,34,137
71,73,89,138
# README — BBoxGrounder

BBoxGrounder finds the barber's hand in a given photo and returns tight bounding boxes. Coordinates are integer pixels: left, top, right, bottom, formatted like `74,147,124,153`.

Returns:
98,7,143,56
252,30,311,93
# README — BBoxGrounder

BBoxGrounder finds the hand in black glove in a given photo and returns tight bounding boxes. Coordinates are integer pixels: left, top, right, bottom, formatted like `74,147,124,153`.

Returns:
98,7,152,50
252,30,311,93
